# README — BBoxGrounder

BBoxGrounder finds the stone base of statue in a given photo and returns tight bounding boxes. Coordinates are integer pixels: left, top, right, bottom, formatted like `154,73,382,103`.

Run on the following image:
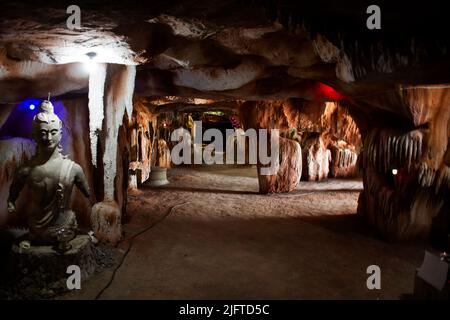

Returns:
5,235,96,298
146,166,169,186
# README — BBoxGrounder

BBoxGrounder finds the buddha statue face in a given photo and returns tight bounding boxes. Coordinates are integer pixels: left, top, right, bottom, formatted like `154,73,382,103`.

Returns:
31,100,62,152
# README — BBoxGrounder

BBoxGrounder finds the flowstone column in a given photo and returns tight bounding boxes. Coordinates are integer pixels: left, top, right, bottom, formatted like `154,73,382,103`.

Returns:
90,64,136,245
258,136,302,193
239,101,303,193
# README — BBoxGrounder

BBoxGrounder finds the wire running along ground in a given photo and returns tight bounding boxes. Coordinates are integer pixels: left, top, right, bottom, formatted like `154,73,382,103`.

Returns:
94,201,191,300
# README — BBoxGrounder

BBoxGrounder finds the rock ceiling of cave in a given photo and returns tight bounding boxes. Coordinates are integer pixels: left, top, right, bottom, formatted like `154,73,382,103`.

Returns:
1,0,450,115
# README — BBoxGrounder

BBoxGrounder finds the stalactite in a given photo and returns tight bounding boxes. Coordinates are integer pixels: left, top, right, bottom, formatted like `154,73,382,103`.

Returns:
364,128,424,173
88,63,106,167
103,65,136,200
418,162,435,188
329,143,358,178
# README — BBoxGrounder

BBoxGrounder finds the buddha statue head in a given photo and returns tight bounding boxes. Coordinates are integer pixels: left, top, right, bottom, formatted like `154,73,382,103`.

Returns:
31,100,63,153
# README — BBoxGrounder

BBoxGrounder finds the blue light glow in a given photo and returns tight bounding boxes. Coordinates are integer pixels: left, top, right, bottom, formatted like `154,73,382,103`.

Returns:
17,98,66,122
19,99,42,112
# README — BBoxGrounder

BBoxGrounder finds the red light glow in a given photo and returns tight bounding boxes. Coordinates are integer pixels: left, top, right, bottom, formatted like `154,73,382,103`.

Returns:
313,83,348,102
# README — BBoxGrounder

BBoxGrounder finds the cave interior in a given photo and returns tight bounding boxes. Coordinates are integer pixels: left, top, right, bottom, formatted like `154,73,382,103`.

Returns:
0,0,449,300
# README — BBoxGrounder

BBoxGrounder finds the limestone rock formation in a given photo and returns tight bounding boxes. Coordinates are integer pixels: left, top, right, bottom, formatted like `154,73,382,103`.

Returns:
329,143,358,178
258,137,302,193
128,98,157,188
301,134,330,181
0,138,35,226
155,139,171,168
91,201,122,245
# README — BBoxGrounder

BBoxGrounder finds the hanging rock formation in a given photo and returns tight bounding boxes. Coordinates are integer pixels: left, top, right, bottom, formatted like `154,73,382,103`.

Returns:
329,143,358,178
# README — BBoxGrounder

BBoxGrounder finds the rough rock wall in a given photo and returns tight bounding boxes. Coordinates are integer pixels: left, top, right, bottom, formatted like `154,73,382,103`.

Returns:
128,97,157,189
0,138,35,226
357,86,450,242
116,122,130,222
320,102,361,149
60,98,95,227
0,104,14,129
0,50,89,102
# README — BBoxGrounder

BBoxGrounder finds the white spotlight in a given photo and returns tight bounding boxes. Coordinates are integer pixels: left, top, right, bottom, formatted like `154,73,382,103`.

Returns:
82,52,98,74
83,59,97,73
392,169,398,175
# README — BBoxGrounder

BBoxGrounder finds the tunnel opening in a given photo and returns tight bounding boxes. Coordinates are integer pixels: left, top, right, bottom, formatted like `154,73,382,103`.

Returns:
127,96,364,199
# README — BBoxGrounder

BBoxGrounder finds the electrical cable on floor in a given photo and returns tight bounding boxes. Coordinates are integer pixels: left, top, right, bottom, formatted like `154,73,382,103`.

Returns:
94,201,191,300
270,192,316,198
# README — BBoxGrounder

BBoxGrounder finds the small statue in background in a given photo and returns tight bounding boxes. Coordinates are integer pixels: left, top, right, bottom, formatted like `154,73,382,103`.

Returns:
156,139,172,168
7,99,90,249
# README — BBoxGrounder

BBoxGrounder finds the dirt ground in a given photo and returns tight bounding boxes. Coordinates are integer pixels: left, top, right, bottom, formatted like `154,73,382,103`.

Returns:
61,165,429,300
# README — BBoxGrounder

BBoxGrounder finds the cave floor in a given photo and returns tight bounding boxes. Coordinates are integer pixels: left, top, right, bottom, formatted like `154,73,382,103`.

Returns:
61,165,429,300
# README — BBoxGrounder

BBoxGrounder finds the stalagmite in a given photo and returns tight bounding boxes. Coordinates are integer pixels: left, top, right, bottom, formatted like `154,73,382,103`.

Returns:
258,137,302,193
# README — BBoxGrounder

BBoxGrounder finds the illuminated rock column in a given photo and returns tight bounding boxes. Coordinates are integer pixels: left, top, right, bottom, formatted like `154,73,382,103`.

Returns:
91,64,136,245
